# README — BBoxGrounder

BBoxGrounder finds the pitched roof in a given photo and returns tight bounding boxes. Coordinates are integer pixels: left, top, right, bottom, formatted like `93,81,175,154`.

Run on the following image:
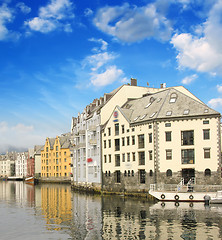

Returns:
121,88,220,124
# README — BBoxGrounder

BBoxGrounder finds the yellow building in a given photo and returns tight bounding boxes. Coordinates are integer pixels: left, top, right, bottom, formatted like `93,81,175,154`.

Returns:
41,133,73,180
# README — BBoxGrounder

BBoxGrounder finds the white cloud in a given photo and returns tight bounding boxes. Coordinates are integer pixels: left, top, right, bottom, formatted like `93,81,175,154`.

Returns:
11,123,34,133
0,121,8,132
0,3,20,41
93,3,173,43
217,84,222,94
25,0,74,33
85,52,116,71
208,98,222,108
89,38,108,51
90,65,124,87
16,2,31,14
171,0,222,75
181,74,198,84
84,8,93,16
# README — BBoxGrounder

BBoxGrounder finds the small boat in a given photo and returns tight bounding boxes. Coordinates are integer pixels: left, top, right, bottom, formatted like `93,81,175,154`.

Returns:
210,191,222,204
25,176,35,184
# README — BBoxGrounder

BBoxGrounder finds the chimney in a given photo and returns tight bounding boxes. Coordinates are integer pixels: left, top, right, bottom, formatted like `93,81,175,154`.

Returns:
131,78,137,86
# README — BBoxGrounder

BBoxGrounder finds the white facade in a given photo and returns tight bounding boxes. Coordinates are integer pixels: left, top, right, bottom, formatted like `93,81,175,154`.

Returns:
15,152,28,177
0,152,16,177
102,87,221,192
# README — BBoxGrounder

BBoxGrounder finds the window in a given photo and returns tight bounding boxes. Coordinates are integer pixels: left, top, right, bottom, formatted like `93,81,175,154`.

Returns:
115,139,120,151
132,152,136,161
169,93,177,103
132,136,135,145
149,170,153,177
127,136,130,145
122,137,125,146
203,120,209,124
149,133,152,143
205,168,211,176
165,132,171,142
108,128,111,136
115,123,119,136
145,102,151,109
165,123,171,127
131,170,134,176
181,149,195,164
139,170,146,184
140,114,147,120
203,129,210,140
204,148,211,159
56,146,58,151
124,170,127,177
104,140,106,148
108,139,111,148
166,149,172,160
183,109,190,115
181,130,194,145
127,153,130,162
116,170,121,183
149,151,153,160
150,112,157,118
139,152,145,165
166,111,172,116
122,125,125,134
115,154,120,166
138,134,145,148
122,153,125,162
46,147,48,152
166,169,172,177
109,154,111,163
104,155,107,163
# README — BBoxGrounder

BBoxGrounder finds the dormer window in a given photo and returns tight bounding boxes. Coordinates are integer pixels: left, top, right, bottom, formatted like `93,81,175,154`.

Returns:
166,111,172,116
169,93,177,103
183,109,190,115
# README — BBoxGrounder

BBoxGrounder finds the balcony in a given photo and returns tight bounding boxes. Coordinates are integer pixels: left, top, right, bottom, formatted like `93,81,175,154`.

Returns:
74,142,86,149
89,138,97,145
88,125,97,132
79,129,86,135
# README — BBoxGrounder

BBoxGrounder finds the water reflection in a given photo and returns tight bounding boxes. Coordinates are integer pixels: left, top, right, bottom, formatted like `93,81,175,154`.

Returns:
1,181,222,239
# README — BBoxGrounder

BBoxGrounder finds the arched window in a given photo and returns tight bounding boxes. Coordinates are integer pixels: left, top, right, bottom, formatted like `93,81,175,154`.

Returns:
205,168,211,176
124,170,127,177
149,170,153,177
169,93,178,103
108,171,111,177
105,171,107,177
128,170,131,177
131,170,134,176
166,169,172,177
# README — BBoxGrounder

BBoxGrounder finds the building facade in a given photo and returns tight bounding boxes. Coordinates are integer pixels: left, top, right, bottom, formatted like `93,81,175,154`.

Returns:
41,133,72,180
102,88,221,193
71,79,162,189
34,145,44,178
0,152,16,177
15,152,28,177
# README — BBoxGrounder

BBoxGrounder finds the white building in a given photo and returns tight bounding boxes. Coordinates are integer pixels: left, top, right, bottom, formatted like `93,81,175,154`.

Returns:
71,79,163,189
0,152,16,177
15,152,28,178
102,87,221,192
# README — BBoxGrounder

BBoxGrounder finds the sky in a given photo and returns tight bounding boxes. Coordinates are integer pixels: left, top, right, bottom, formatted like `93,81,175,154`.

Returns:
0,0,222,153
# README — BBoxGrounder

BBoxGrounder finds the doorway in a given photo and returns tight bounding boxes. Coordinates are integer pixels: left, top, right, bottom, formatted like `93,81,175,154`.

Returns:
182,168,195,184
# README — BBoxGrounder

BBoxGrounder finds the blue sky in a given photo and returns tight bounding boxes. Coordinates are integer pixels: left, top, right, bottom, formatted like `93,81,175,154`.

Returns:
0,0,222,152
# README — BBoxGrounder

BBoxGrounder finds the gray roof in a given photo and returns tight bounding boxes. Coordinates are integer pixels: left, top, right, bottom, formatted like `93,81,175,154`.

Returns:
34,145,44,154
121,88,220,124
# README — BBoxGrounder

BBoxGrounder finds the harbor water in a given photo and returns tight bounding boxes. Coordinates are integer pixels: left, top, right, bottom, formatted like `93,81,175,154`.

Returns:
0,181,222,240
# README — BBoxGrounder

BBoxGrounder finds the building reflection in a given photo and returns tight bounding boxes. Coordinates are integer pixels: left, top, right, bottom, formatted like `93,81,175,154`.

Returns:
0,181,35,207
39,183,72,231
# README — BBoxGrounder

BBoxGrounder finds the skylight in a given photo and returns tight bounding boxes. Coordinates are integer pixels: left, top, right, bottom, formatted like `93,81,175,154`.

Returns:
204,109,209,113
150,112,157,118
140,114,147,120
134,116,140,121
166,111,172,116
145,102,151,109
157,98,162,103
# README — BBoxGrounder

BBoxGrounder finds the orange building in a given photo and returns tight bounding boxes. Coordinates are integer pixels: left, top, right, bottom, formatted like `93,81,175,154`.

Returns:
41,133,73,180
